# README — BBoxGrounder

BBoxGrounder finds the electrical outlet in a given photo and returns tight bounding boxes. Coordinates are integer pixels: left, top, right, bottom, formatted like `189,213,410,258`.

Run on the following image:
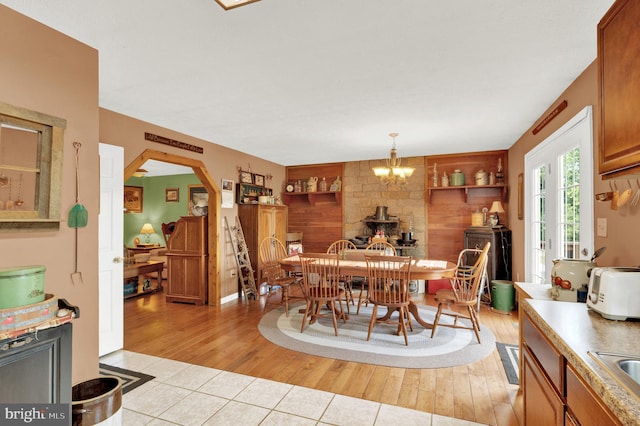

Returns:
597,218,607,237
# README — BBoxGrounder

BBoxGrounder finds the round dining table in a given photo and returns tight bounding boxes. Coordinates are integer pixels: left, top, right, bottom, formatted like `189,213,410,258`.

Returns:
278,255,456,329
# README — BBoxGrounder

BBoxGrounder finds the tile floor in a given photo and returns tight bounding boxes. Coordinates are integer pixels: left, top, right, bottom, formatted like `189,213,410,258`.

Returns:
100,350,486,426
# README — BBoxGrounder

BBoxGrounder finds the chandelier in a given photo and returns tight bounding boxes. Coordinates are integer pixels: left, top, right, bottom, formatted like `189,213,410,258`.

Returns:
215,0,261,10
372,133,415,185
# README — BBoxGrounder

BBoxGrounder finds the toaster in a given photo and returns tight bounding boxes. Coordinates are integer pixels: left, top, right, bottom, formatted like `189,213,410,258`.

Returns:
587,267,640,320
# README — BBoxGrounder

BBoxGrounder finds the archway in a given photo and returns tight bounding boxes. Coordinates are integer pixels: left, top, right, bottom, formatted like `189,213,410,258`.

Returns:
124,149,221,305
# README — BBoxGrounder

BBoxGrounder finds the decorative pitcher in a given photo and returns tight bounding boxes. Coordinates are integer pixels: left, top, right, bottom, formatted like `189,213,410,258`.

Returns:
307,176,318,192
550,259,597,291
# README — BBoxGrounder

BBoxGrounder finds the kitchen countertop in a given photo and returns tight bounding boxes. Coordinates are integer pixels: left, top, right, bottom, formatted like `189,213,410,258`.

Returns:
522,299,640,425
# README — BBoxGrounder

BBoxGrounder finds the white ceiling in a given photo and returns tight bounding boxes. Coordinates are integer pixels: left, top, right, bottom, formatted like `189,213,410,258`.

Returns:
1,0,615,167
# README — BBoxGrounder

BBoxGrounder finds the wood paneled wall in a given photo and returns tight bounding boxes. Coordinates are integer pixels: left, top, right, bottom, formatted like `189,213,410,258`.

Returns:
285,163,344,253
425,151,508,262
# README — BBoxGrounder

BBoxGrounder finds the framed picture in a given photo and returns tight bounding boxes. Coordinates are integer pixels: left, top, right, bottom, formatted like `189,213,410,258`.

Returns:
253,173,265,187
165,187,179,202
124,186,143,213
239,171,253,184
518,173,524,220
188,184,209,216
221,179,233,191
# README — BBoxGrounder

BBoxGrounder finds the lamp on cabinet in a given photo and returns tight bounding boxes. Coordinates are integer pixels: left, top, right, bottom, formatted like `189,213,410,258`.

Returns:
489,201,505,227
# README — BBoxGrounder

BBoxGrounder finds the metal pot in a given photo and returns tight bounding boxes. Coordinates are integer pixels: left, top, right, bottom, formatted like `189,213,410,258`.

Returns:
375,206,388,220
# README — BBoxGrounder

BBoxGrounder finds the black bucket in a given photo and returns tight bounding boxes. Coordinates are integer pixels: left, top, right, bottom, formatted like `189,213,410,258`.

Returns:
72,376,122,425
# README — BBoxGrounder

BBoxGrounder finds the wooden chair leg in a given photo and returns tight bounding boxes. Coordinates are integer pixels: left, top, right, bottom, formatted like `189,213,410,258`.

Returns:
329,301,339,336
467,306,482,343
400,306,409,346
431,303,444,338
366,305,378,341
300,300,312,333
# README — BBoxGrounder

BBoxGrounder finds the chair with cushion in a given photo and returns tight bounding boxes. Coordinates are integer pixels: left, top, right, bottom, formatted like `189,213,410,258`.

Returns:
364,254,413,346
259,237,298,316
430,242,491,343
299,252,346,336
327,240,358,311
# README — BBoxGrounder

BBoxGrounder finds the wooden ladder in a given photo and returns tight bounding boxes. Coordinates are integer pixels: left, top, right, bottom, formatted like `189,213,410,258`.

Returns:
225,216,258,300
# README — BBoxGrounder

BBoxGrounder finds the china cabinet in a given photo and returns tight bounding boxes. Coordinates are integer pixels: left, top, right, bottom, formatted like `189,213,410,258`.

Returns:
238,204,288,284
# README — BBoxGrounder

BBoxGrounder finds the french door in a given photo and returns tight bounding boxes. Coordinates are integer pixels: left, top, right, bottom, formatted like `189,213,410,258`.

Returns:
524,106,594,284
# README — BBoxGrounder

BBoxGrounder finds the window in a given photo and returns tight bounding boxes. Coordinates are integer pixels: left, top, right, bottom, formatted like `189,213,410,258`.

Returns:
524,106,594,283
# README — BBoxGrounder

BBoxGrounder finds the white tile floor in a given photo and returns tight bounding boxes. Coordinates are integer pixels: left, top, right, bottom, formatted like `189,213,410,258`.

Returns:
100,350,486,426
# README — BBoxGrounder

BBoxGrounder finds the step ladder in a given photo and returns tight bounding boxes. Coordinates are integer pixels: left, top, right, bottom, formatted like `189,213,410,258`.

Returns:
225,216,258,300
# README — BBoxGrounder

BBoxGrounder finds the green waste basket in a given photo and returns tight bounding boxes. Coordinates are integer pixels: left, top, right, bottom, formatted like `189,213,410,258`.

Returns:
491,280,515,312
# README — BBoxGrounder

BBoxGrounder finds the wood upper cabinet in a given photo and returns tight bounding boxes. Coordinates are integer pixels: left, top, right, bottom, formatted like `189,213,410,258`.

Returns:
166,216,208,305
598,0,640,175
238,204,288,284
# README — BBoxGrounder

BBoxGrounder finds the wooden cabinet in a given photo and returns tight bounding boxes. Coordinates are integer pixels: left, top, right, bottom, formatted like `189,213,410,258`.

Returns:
464,227,512,282
238,204,288,284
522,311,623,425
166,216,208,305
598,0,640,175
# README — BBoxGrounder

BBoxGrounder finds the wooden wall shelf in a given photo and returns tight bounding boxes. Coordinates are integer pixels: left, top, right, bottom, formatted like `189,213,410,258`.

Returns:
427,184,507,204
282,191,342,206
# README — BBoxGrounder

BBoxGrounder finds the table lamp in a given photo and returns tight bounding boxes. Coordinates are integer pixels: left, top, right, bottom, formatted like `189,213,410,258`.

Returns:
489,201,505,226
139,223,155,244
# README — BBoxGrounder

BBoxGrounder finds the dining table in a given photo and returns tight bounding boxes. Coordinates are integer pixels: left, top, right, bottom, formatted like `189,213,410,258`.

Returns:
278,255,456,329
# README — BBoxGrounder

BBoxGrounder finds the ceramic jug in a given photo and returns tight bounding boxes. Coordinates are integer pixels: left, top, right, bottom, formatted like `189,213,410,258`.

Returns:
307,176,318,192
550,259,597,291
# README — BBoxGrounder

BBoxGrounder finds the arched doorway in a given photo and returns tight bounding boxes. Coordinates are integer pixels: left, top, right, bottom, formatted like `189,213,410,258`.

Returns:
124,149,221,305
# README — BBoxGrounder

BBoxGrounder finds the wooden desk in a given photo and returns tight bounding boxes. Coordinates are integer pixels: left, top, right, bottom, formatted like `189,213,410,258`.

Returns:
123,260,164,299
126,245,164,255
279,256,456,329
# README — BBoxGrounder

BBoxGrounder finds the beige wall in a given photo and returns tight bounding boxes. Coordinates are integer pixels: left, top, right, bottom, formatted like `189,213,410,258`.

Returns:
99,109,287,299
0,5,100,382
508,60,640,280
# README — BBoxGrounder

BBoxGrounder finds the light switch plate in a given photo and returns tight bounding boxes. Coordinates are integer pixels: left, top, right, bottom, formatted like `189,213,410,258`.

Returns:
597,218,607,237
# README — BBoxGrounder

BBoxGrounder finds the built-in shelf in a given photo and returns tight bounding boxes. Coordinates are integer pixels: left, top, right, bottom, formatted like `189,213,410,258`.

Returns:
427,184,507,204
282,191,342,206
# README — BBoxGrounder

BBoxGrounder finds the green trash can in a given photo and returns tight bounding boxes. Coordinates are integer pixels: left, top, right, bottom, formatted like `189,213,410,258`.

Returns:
491,280,515,312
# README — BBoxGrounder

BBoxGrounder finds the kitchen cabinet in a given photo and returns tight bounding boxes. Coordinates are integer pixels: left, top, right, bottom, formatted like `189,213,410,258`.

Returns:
166,215,208,305
598,0,640,176
238,204,288,284
464,226,512,282
522,310,623,426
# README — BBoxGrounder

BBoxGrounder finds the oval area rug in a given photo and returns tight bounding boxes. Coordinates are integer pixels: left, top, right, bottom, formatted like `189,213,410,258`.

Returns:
258,302,496,369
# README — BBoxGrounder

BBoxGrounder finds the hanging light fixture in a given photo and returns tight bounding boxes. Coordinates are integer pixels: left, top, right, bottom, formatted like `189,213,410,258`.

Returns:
372,133,415,185
215,0,261,10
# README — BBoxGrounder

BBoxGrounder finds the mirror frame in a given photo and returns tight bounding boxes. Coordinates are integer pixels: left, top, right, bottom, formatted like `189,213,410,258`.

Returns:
0,101,66,231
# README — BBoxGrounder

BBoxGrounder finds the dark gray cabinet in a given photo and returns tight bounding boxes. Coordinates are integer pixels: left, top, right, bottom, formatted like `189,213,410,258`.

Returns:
0,323,72,403
464,226,512,282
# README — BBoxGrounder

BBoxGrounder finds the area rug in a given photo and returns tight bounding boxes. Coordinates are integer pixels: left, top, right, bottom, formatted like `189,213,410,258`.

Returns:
496,342,520,385
99,364,155,394
258,303,496,369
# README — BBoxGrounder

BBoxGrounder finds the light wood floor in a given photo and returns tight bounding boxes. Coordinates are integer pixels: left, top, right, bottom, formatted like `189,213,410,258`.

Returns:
124,288,524,426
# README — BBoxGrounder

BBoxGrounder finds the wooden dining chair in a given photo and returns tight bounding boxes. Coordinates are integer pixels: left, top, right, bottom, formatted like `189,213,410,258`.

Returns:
327,240,358,311
355,241,397,314
364,254,413,346
430,242,491,343
299,252,346,336
259,237,299,316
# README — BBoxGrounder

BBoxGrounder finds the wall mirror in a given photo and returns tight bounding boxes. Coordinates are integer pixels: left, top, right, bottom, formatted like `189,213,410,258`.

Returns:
0,101,65,231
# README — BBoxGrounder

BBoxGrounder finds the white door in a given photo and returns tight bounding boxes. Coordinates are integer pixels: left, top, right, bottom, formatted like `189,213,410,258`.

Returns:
524,106,594,283
98,143,124,356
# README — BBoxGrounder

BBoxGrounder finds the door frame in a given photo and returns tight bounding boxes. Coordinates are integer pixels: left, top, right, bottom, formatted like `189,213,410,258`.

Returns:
124,149,221,305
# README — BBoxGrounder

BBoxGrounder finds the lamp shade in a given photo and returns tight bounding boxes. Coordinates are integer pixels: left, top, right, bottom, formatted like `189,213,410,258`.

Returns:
139,223,155,234
489,201,505,213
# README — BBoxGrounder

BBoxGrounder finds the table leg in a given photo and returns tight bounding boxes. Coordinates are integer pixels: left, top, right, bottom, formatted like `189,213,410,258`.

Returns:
375,303,433,329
